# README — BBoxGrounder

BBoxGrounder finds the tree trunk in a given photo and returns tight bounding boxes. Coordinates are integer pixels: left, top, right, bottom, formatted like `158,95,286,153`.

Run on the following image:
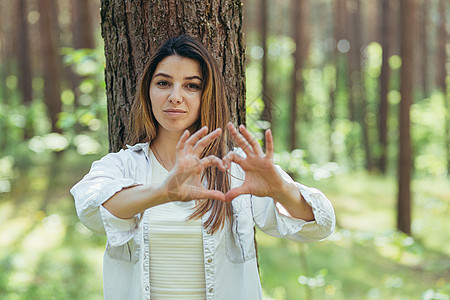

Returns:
420,0,429,96
38,0,62,133
100,0,246,152
347,0,372,169
345,0,357,124
260,0,271,143
397,0,416,236
70,0,97,108
71,0,96,49
16,0,33,106
16,0,33,139
329,0,347,162
436,0,449,174
378,0,392,174
289,0,300,151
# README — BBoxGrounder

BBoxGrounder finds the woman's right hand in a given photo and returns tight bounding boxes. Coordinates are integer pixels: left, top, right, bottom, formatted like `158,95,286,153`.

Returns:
162,126,226,202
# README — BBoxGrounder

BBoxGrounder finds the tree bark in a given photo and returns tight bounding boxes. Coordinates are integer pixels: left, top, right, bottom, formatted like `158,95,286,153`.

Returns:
38,0,62,133
100,0,246,152
378,0,392,173
397,0,416,235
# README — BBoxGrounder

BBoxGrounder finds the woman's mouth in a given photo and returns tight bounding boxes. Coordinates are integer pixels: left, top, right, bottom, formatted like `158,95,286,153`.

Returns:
163,109,186,116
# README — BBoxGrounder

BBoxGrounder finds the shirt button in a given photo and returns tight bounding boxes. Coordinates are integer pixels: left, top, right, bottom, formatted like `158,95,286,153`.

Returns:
207,258,212,264
208,288,214,293
145,286,149,291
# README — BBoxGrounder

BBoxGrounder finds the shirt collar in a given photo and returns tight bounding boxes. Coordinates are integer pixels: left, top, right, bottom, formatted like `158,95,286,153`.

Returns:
126,143,150,158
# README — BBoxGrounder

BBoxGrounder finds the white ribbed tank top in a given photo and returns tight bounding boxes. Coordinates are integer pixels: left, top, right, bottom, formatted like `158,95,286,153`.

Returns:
148,149,206,299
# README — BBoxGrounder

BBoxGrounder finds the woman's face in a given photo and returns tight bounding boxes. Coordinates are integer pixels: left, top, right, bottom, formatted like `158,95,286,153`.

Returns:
149,55,203,137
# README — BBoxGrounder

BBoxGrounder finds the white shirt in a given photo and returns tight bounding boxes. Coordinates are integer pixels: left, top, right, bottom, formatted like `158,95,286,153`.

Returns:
147,150,206,298
70,143,335,300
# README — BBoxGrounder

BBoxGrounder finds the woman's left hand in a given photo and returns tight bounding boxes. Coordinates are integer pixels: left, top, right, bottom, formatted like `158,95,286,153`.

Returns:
223,122,291,202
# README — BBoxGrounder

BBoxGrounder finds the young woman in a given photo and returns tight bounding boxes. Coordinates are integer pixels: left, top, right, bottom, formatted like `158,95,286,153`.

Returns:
71,35,335,300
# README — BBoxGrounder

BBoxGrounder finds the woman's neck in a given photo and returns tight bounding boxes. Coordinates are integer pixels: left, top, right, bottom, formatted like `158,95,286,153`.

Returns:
151,130,182,171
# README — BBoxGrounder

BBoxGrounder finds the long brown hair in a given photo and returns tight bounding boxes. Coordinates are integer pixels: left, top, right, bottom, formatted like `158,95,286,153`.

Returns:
127,35,233,233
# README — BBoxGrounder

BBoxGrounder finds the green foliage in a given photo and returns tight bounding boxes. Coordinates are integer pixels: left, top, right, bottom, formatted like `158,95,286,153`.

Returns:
0,46,109,183
258,172,450,300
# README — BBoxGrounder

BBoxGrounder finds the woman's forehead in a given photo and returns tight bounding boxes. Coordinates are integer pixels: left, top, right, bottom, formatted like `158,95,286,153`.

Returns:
154,55,202,78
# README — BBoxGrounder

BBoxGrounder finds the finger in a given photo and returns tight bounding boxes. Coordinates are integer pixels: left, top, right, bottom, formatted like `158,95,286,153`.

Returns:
222,151,245,170
185,126,208,151
238,124,263,156
225,186,248,202
200,190,226,202
192,128,222,156
187,186,226,202
227,122,252,156
265,129,274,160
199,155,225,171
175,130,190,151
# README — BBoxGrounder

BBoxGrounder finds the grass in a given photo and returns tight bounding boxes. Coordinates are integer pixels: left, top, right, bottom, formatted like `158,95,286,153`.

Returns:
0,150,449,299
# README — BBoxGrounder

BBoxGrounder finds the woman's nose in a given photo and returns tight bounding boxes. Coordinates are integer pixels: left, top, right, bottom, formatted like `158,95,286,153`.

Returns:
168,85,183,104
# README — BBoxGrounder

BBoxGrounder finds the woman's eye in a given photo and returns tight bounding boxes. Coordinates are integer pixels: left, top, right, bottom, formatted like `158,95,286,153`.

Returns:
157,81,169,87
187,83,201,90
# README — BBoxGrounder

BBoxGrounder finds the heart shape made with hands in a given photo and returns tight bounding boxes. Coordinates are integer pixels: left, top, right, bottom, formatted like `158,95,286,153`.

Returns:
168,122,285,203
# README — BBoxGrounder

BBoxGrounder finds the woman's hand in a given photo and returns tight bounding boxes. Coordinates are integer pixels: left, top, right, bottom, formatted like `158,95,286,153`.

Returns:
223,123,314,221
162,126,226,202
223,123,288,201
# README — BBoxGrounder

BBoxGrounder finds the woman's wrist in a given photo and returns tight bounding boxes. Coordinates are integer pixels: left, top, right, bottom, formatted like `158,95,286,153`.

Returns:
274,180,314,221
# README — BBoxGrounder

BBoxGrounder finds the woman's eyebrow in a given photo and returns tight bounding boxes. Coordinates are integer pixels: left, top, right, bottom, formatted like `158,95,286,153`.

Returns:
153,73,202,81
185,76,202,81
153,73,171,79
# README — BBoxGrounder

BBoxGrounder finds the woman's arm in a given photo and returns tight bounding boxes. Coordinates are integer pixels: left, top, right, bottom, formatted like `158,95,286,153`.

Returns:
102,184,168,219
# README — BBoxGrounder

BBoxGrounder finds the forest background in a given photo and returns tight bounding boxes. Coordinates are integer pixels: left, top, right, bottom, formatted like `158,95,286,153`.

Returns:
0,0,449,299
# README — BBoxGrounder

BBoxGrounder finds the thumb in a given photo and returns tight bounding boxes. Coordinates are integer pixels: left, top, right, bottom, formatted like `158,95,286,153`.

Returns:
225,186,248,202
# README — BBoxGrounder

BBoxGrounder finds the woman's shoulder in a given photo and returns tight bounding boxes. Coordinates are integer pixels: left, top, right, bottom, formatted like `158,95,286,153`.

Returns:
96,142,150,165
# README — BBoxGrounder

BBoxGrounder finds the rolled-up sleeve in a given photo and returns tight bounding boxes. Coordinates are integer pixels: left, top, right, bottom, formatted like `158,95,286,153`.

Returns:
70,151,141,247
252,166,336,242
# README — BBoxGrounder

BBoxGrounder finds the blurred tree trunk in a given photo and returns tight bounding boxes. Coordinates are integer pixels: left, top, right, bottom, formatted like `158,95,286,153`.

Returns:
16,0,33,139
70,0,96,108
397,0,416,236
329,0,347,162
420,0,429,96
378,0,393,174
0,1,14,151
347,0,372,170
436,0,449,174
16,0,33,106
260,0,271,147
289,0,300,150
289,0,310,151
345,0,356,123
38,0,62,133
101,0,246,152
72,0,95,49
